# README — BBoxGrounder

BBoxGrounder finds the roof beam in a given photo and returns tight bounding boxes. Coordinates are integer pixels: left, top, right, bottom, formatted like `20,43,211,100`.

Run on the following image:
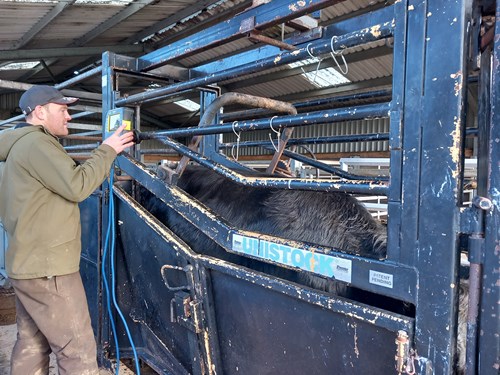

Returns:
0,79,31,91
152,0,253,50
23,0,155,82
68,0,157,47
53,1,248,82
18,58,57,82
0,78,102,101
0,44,148,61
12,0,77,50
125,0,242,44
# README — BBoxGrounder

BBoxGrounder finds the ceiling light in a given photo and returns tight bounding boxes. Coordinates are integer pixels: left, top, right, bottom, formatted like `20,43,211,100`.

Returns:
0,61,39,71
175,99,200,112
288,58,350,88
75,0,134,5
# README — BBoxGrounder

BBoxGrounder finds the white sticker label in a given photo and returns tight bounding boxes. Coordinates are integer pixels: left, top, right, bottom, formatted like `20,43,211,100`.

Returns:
369,270,393,289
232,233,352,283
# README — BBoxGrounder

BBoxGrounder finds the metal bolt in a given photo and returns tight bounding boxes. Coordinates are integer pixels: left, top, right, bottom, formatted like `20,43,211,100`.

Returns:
473,196,492,211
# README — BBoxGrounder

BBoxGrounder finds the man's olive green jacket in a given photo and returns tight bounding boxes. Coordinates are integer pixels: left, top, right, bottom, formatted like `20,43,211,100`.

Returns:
0,124,116,279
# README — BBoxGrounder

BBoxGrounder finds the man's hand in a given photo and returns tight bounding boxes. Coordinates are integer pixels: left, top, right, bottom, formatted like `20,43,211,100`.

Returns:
103,124,135,154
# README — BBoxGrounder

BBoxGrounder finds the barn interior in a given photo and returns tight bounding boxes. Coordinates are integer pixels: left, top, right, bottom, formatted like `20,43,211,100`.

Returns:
0,0,398,177
0,0,499,374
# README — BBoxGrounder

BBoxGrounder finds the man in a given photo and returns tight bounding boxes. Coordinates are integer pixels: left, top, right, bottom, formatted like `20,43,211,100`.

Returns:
0,85,135,374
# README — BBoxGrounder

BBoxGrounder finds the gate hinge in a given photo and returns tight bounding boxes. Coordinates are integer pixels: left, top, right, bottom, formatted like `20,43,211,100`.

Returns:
468,233,485,264
395,330,417,374
460,196,492,264
459,205,481,234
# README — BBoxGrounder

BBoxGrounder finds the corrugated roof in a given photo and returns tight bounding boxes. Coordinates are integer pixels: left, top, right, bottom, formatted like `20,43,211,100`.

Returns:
0,0,395,132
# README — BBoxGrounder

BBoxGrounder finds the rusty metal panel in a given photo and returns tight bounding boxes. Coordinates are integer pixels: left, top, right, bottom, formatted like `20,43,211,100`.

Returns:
208,268,412,375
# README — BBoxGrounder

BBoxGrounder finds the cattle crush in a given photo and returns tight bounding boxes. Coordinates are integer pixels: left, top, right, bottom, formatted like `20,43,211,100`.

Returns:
31,0,500,374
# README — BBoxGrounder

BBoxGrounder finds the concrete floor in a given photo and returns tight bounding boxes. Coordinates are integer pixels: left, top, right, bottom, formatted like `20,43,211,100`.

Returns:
0,323,61,375
0,321,135,375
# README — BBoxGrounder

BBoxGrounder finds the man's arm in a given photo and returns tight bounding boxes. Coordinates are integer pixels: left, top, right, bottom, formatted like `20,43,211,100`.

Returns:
27,124,135,202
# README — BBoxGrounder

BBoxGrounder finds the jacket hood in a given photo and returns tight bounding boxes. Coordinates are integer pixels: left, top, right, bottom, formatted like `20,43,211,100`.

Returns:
0,124,42,162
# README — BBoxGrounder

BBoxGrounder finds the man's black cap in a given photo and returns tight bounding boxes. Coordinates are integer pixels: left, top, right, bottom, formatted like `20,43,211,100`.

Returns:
19,85,78,116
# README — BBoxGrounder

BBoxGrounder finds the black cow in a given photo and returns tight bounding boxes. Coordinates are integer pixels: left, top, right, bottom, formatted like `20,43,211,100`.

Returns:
140,165,386,296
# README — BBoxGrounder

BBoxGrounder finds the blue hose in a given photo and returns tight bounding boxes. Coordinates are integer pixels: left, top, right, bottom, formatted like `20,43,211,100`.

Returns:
103,166,141,375
102,169,120,371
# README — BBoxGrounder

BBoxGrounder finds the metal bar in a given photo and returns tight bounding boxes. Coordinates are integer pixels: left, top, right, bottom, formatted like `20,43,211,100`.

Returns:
67,123,101,131
0,115,24,127
116,22,394,107
219,90,392,122
72,130,102,136
0,78,102,102
289,90,391,115
466,263,482,375
98,51,115,365
276,147,389,182
224,45,392,93
194,5,395,77
0,79,33,91
138,0,344,70
70,111,97,119
221,133,390,148
248,31,297,51
198,89,221,166
0,67,101,128
476,2,500,371
384,0,406,268
65,135,102,141
139,149,178,155
0,45,147,61
467,45,492,375
152,137,388,195
464,196,491,375
139,102,390,139
400,1,470,373
277,77,393,104
465,128,478,136
54,66,102,89
64,143,100,151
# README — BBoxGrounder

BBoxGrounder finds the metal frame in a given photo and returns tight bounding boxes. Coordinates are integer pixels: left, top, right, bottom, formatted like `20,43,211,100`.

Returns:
0,0,496,373
475,1,500,370
395,1,468,372
39,0,498,373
